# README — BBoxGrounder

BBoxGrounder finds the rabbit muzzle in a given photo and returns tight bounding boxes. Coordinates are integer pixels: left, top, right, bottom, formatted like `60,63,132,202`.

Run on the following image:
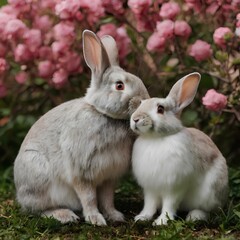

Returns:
130,113,153,135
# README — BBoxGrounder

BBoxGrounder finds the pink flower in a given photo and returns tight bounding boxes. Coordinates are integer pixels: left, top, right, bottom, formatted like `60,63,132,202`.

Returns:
156,20,174,39
135,16,155,32
0,83,7,98
55,0,81,19
174,20,192,39
202,89,227,112
206,2,219,14
15,71,28,84
14,44,33,62
58,52,82,73
53,22,75,45
1,5,19,17
116,26,131,59
23,29,42,52
159,2,180,20
232,0,240,9
59,52,82,73
128,0,152,15
39,46,53,60
8,0,30,13
184,0,201,12
4,19,27,39
80,0,105,25
8,0,25,7
0,43,7,57
51,41,69,59
102,0,124,15
39,0,57,10
43,31,54,45
188,40,213,62
213,27,233,48
146,32,166,52
38,60,55,78
128,0,157,32
97,23,117,37
0,13,15,37
52,68,68,88
34,15,53,32
0,58,8,73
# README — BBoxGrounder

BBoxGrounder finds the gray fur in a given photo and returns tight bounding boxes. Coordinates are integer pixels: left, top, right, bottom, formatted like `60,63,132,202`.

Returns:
14,30,149,225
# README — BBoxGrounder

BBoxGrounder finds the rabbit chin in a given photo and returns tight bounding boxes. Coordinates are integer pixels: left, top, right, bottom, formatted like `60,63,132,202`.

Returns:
130,123,152,135
95,105,129,120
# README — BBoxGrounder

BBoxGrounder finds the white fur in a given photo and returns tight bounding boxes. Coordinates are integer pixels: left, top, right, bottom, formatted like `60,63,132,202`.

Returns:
131,73,228,225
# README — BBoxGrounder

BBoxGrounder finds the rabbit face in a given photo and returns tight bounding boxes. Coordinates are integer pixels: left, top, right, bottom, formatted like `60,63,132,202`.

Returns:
85,66,149,120
131,73,201,137
83,31,149,120
130,98,183,137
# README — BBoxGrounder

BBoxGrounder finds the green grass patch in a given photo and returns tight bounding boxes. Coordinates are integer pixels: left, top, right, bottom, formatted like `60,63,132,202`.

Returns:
1,167,240,239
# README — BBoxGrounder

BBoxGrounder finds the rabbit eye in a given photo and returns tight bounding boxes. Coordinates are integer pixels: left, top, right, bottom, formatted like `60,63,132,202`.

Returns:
115,81,125,91
157,105,164,114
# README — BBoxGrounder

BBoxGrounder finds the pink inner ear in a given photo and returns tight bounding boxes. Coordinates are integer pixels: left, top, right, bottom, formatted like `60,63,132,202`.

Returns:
179,75,199,105
84,35,101,71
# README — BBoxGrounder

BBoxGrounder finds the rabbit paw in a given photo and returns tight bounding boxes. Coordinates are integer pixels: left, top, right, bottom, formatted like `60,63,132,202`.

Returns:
85,212,107,226
42,209,80,224
105,210,125,222
186,209,208,221
135,214,152,222
153,214,171,226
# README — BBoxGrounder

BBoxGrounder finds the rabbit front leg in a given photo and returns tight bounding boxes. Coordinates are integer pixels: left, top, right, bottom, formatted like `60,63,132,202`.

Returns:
153,195,180,225
135,190,159,222
98,180,125,222
73,181,107,226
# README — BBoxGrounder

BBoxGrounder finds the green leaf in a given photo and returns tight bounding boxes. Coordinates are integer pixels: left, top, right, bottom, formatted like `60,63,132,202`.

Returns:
0,0,7,7
233,210,240,219
215,51,228,62
182,110,198,126
232,58,240,65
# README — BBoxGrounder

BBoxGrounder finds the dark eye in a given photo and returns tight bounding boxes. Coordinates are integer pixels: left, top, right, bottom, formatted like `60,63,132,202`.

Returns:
157,105,164,114
115,81,124,91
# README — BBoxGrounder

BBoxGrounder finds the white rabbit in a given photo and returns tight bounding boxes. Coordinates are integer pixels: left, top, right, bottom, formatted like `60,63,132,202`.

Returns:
130,72,228,225
14,30,149,225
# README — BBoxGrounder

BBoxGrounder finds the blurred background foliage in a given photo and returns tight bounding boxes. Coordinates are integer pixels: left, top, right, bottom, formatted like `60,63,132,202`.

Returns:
0,0,239,170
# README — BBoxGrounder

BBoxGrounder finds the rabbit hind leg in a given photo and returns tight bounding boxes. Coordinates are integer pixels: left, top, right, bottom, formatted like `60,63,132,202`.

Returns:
15,150,81,222
186,209,209,221
15,150,53,212
42,209,80,223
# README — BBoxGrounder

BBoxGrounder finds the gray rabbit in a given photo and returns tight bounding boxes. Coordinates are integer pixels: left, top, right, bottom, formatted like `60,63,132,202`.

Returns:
14,30,149,225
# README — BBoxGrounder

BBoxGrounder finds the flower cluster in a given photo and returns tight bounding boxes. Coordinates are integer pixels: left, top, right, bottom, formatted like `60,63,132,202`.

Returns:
128,0,239,113
0,0,239,116
0,0,239,166
0,0,130,95
127,0,239,82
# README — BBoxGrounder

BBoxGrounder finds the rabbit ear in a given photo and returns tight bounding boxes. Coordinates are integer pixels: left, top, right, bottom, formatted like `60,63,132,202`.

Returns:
100,35,119,66
167,72,201,113
83,30,110,80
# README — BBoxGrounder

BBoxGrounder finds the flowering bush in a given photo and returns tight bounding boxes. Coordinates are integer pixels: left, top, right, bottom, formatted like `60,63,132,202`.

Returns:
0,0,239,165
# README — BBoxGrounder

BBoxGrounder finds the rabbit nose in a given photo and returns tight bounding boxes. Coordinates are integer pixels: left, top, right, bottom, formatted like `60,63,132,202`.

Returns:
133,118,139,123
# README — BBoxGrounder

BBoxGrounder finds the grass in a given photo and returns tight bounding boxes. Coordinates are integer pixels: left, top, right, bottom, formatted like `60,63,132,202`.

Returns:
1,167,240,240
